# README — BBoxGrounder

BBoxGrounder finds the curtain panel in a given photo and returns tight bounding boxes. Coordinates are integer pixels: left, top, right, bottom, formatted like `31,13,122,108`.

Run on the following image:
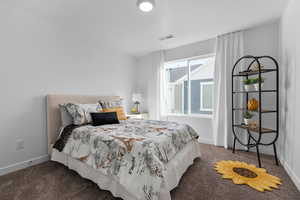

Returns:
147,50,166,120
213,31,244,148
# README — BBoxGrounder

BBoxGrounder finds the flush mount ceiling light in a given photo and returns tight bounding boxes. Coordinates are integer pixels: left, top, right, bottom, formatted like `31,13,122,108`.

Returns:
137,0,155,12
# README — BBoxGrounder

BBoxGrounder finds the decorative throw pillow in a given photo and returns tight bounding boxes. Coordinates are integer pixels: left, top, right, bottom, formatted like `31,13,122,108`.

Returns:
99,99,127,120
63,103,101,125
102,107,127,120
90,112,119,126
59,104,73,126
99,99,123,109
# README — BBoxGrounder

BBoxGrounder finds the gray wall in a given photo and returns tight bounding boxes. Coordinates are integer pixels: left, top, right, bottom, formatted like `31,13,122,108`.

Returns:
279,0,300,190
0,2,136,170
243,21,280,155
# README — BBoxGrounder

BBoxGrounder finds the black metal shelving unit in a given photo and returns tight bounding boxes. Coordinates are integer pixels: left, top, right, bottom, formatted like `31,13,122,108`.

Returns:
231,55,279,168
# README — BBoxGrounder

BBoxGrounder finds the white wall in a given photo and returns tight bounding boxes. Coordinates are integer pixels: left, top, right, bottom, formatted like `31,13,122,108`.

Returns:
164,39,216,62
136,22,280,146
279,0,300,190
0,1,136,171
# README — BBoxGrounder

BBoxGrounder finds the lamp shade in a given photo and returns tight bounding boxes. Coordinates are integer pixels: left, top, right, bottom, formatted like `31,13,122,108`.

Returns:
132,93,142,103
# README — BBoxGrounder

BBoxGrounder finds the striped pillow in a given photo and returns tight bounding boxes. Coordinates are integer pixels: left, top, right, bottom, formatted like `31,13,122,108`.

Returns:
99,99,127,120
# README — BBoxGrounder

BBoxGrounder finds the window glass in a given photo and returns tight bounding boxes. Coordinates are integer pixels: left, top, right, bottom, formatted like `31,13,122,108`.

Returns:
165,61,188,114
200,82,214,112
164,55,215,115
190,57,214,114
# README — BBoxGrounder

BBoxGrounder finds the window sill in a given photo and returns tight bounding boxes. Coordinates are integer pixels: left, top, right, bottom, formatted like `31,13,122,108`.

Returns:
163,113,213,119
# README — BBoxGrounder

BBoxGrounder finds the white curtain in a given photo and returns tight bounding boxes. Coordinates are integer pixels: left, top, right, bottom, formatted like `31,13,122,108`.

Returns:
213,31,244,148
156,50,167,120
147,50,166,120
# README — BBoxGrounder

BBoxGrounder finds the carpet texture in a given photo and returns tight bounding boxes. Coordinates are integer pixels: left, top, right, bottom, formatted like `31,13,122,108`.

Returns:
0,144,299,200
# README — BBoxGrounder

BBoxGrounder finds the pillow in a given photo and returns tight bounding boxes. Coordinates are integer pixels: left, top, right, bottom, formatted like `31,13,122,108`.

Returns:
99,99,127,120
63,103,101,125
90,112,119,126
102,107,127,120
99,99,123,109
80,104,102,123
59,104,73,126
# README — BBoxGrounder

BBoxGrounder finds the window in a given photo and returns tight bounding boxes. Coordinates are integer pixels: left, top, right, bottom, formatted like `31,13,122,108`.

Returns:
200,81,214,112
164,55,215,115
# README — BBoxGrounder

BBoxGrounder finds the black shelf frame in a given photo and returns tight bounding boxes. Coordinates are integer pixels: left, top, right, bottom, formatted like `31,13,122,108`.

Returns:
232,90,277,93
231,55,279,168
233,108,277,113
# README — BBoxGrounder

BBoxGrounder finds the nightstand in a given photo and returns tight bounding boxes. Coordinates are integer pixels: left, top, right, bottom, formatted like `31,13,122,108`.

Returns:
127,113,149,120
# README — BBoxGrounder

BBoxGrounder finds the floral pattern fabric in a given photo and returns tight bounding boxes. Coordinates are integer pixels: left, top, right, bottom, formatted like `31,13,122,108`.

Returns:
62,103,101,125
59,119,199,200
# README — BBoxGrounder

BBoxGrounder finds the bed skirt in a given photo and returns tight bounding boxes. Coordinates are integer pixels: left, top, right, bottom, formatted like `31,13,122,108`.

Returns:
51,140,201,200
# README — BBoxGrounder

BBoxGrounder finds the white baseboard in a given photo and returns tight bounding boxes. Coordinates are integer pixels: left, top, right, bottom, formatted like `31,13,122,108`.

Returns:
0,155,50,176
279,157,300,191
198,138,214,145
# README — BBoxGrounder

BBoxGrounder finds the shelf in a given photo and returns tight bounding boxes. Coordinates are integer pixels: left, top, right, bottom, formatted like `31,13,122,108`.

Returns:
234,124,276,134
232,55,279,167
233,108,277,113
233,90,277,94
233,69,277,77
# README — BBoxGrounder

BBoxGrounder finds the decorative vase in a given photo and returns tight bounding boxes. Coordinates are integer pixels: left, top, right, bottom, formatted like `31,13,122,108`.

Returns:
249,121,259,129
248,98,259,111
254,83,264,91
250,63,264,71
244,118,252,125
244,85,253,91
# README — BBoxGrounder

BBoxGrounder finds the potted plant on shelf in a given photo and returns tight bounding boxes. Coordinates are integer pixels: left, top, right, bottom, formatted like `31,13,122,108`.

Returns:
243,79,254,91
243,111,254,125
252,77,265,91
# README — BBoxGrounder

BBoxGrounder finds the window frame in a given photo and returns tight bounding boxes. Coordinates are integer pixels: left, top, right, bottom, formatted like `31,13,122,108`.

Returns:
200,81,214,112
164,53,215,117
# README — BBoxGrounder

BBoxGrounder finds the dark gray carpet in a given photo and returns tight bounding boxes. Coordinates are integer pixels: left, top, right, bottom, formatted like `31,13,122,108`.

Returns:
0,144,299,200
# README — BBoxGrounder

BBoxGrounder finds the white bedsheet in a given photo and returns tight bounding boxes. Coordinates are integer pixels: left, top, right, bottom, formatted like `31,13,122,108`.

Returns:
52,140,201,200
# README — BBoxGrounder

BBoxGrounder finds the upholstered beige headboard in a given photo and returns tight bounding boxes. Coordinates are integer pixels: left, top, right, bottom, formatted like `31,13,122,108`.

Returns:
46,94,121,154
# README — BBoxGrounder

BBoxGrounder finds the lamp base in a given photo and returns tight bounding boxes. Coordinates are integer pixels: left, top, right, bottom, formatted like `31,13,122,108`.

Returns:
135,102,140,114
131,112,141,114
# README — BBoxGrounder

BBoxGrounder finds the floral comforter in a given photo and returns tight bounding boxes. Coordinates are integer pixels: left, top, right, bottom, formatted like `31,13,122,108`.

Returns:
54,119,199,200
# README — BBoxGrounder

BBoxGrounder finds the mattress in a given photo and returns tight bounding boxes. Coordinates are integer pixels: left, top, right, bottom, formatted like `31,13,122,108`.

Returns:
52,140,201,200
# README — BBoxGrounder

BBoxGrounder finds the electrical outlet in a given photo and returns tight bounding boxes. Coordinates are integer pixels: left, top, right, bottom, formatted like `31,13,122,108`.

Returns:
16,139,24,151
27,160,33,166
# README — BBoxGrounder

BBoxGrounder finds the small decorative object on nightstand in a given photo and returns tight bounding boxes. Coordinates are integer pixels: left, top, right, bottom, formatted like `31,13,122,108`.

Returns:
127,113,149,120
131,93,143,114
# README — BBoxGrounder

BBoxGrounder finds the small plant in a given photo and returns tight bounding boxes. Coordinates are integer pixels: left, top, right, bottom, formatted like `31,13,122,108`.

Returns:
243,79,253,85
243,111,253,119
252,77,265,84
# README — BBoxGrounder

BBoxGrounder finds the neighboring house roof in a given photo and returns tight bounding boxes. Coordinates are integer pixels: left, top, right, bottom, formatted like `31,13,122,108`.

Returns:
169,65,201,82
171,59,214,83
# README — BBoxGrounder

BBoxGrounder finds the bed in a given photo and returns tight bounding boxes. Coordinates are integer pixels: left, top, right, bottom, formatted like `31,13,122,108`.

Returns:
47,94,201,200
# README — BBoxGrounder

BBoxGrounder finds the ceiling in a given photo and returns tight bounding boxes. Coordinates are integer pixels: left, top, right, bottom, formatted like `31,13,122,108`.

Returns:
29,0,288,56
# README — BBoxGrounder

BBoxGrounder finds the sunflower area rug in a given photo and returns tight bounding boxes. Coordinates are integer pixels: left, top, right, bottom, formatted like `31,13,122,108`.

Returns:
215,160,281,192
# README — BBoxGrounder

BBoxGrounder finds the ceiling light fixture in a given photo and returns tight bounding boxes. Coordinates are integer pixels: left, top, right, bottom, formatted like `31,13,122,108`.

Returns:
137,0,155,12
